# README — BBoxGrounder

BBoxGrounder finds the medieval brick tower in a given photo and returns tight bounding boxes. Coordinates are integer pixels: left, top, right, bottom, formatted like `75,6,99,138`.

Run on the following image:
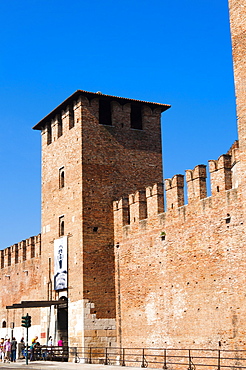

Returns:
229,0,246,198
33,91,170,347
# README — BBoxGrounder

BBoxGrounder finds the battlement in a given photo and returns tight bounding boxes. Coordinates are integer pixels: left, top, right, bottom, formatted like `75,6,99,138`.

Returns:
114,146,240,232
186,164,207,202
0,234,41,269
208,154,232,195
165,175,184,210
113,184,165,235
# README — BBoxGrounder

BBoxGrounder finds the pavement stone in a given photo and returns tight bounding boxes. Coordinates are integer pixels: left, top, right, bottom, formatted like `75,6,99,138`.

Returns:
0,360,142,370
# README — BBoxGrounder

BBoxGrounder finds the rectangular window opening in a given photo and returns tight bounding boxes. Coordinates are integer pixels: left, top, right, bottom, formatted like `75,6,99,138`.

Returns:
59,167,65,189
59,216,65,237
131,104,143,130
69,106,75,129
57,114,63,138
47,123,52,145
99,99,112,125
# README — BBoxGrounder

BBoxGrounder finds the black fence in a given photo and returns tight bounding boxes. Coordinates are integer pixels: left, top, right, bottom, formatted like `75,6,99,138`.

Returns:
27,346,246,369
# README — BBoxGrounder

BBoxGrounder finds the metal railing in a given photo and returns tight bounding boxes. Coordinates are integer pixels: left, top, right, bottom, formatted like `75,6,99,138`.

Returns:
29,345,246,369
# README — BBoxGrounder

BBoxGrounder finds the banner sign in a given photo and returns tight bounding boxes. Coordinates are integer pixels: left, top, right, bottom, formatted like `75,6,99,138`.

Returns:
54,236,67,290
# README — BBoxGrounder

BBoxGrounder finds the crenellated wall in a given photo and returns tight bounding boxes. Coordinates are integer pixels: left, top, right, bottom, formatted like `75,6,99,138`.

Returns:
0,234,41,269
0,234,43,343
114,145,246,350
114,142,240,228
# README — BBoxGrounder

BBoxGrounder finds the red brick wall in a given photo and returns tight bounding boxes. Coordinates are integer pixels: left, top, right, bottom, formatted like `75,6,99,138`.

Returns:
0,235,43,342
40,94,166,347
114,150,246,350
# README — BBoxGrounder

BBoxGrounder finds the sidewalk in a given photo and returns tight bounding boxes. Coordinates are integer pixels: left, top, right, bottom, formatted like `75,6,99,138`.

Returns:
1,360,142,370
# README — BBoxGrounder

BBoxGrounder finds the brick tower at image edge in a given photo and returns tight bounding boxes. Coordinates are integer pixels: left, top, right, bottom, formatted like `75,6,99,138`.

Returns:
228,0,246,203
32,91,170,347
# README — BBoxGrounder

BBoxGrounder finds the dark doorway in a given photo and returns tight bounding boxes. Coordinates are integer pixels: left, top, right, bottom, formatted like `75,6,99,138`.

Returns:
57,297,68,345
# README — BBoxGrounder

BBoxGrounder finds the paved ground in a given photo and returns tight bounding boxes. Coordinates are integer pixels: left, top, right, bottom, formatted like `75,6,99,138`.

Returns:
0,361,142,370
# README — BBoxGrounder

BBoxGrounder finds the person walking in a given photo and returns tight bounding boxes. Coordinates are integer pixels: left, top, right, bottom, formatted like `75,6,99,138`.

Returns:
4,338,11,363
57,336,63,356
48,336,53,347
58,337,63,347
0,339,4,363
30,339,36,361
11,337,17,362
20,337,25,359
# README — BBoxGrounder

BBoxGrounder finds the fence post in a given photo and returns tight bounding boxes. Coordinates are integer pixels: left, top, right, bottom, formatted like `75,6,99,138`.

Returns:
104,347,108,365
217,350,221,370
75,347,78,363
122,348,125,366
163,349,167,369
89,347,92,364
188,349,193,370
141,348,147,368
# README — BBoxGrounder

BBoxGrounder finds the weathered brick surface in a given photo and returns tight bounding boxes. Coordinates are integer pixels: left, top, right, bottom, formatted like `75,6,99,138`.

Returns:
38,93,166,348
114,169,245,349
0,235,43,341
0,1,245,354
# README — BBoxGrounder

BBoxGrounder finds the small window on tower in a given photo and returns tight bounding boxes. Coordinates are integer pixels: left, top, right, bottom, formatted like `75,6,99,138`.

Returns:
59,167,65,189
47,123,52,145
59,216,65,237
131,104,142,130
57,114,63,137
69,106,75,129
99,99,112,125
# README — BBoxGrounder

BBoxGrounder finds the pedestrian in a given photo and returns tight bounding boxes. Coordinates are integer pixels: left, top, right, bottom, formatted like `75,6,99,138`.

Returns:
0,338,4,363
31,335,38,344
11,337,17,362
20,337,25,359
30,336,38,361
4,338,11,363
48,336,53,347
58,336,63,355
30,339,36,361
57,336,63,347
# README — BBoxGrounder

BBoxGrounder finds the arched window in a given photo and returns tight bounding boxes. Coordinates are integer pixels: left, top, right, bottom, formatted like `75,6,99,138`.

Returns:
2,320,6,328
59,216,65,237
59,167,65,189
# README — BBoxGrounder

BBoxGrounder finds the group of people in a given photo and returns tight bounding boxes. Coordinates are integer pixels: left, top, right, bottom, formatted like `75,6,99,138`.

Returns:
0,337,17,363
0,335,64,362
30,336,64,361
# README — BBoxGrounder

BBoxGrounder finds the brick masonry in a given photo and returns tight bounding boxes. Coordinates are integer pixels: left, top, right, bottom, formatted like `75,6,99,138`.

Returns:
0,0,245,354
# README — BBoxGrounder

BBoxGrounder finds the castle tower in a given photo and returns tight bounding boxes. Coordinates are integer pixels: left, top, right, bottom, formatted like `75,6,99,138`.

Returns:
33,90,170,347
228,1,246,180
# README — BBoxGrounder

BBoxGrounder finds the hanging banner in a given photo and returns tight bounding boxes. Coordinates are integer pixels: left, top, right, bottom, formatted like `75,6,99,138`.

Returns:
54,236,67,290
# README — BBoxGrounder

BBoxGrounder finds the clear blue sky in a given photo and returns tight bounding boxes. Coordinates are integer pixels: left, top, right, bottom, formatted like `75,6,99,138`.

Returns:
0,0,237,249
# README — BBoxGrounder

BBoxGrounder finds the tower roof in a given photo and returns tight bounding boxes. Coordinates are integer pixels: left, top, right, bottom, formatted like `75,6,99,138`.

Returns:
33,90,171,130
